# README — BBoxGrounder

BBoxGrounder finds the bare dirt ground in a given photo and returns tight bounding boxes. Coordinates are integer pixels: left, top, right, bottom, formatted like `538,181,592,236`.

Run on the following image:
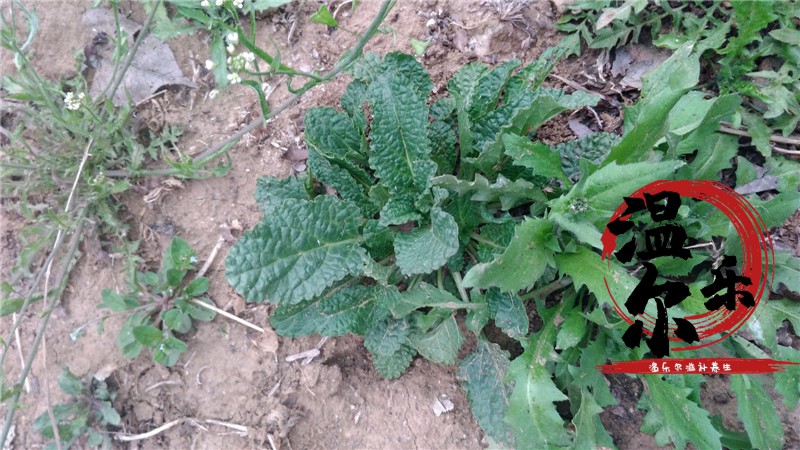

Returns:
1,1,799,449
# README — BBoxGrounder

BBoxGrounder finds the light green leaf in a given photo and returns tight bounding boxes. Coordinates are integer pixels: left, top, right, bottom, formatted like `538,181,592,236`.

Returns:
769,27,800,46
457,339,514,445
555,310,586,350
667,92,741,156
503,134,568,182
309,4,338,27
549,159,684,248
463,218,553,292
250,0,292,11
571,387,614,450
433,174,542,211
390,282,472,318
183,277,209,298
680,132,737,181
410,314,464,365
555,246,638,307
639,376,721,450
731,375,784,450
225,196,367,305
409,37,431,56
394,208,459,276
724,1,776,55
774,345,800,409
602,44,699,166
506,301,572,449
774,252,800,295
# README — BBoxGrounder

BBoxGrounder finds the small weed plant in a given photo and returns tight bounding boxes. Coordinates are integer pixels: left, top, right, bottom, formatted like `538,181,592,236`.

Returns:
33,367,120,449
99,237,215,367
226,36,800,449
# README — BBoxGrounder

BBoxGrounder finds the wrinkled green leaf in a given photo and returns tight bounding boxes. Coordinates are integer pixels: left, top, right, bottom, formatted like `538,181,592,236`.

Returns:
410,314,464,365
225,196,367,304
457,339,514,445
394,208,459,276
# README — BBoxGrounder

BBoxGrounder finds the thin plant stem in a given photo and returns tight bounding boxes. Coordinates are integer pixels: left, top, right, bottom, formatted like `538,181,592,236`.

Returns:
104,0,397,179
1,215,87,444
519,277,573,301
100,0,162,102
451,271,470,304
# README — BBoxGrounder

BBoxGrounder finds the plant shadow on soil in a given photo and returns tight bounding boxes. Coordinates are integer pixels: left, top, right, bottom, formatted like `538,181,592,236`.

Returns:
2,0,799,449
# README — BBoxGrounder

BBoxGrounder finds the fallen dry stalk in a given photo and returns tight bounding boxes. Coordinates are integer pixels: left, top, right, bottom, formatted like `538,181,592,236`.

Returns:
114,418,248,441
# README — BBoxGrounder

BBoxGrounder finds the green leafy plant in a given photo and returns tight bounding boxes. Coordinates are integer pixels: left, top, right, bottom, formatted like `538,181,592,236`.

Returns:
33,367,120,449
225,36,800,449
556,0,800,139
99,237,215,367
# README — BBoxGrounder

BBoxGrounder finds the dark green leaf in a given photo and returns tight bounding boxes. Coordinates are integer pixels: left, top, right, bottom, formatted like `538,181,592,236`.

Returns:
372,343,416,379
364,317,410,358
457,339,514,445
56,368,84,397
367,72,434,204
132,325,163,347
184,277,209,297
486,288,528,340
410,314,464,365
254,175,310,214
270,285,377,337
394,208,459,276
225,196,368,305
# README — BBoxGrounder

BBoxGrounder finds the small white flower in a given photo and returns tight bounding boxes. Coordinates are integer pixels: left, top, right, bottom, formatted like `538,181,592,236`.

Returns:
226,32,239,45
215,0,223,5
226,43,235,54
189,256,198,264
261,82,272,94
200,0,210,7
233,0,244,8
241,51,256,70
205,59,216,70
64,91,85,110
208,89,219,99
227,72,241,84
